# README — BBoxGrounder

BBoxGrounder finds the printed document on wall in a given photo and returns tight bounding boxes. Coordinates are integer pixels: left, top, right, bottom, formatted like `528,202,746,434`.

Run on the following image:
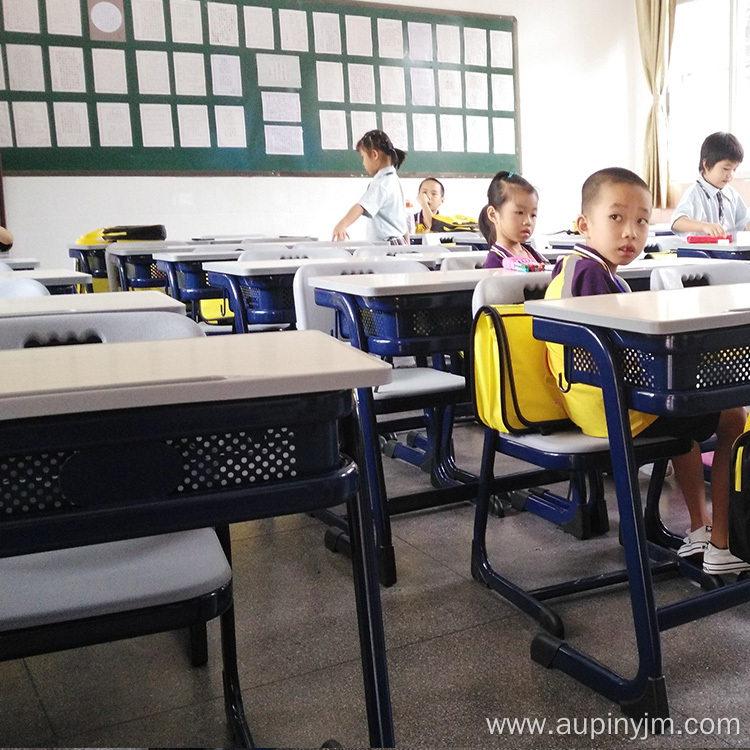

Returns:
264,124,304,155
53,101,91,146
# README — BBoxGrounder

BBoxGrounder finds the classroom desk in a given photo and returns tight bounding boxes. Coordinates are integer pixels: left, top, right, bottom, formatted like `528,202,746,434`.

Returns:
204,257,357,333
411,231,487,250
193,234,316,245
515,285,750,718
311,268,520,584
154,250,242,317
0,290,185,318
676,241,750,260
0,269,91,294
0,329,394,747
0,256,40,270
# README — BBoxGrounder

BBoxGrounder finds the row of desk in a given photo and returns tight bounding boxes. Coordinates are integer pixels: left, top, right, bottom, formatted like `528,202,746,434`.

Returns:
7,238,750,737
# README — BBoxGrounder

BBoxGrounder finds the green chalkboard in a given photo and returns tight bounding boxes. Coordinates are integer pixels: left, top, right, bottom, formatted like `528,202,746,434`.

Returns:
0,0,519,176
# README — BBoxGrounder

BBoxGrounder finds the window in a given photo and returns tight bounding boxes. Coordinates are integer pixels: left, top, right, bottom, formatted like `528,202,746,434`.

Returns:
667,0,750,179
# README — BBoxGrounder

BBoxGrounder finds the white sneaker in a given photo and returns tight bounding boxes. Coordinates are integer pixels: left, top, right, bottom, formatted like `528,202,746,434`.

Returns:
639,461,674,478
677,525,712,558
703,543,750,575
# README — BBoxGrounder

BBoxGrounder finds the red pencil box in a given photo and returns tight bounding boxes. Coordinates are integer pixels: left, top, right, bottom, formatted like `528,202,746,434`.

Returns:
686,235,732,243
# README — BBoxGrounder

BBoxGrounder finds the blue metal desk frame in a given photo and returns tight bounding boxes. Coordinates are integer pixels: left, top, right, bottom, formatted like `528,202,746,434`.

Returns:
479,311,750,719
206,270,295,333
0,388,394,747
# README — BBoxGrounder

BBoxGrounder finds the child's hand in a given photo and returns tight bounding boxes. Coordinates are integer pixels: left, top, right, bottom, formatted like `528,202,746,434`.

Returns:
699,222,728,237
417,192,430,211
332,223,350,241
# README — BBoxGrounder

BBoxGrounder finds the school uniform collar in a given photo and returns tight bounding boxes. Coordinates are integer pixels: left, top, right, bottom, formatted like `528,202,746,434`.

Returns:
573,243,629,292
696,174,724,198
373,165,396,180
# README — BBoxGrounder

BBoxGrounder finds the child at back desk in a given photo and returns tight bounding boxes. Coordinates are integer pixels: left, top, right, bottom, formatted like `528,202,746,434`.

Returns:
545,166,748,575
413,177,444,232
671,131,750,238
479,170,548,269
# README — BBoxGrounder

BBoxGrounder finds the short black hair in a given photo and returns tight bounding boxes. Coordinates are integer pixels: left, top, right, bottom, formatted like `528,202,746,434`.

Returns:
581,167,650,214
699,132,744,173
419,177,445,196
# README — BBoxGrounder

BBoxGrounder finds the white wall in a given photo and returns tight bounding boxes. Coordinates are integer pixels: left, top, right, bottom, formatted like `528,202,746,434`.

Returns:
3,0,649,266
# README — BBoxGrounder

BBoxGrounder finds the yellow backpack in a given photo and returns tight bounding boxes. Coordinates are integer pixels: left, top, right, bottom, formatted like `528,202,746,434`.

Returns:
472,304,570,434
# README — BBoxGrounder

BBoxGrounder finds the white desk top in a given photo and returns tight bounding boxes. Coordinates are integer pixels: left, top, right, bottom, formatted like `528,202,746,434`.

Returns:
678,242,750,252
0,291,185,319
204,257,357,276
107,243,197,256
0,257,40,270
0,329,392,421
0,269,92,286
311,268,513,296
525,282,750,335
154,250,243,262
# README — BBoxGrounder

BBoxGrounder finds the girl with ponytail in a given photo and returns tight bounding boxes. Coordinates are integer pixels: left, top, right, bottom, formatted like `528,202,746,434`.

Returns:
332,129,409,244
480,170,548,268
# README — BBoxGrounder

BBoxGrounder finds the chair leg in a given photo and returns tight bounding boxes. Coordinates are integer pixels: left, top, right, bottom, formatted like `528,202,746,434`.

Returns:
189,622,209,667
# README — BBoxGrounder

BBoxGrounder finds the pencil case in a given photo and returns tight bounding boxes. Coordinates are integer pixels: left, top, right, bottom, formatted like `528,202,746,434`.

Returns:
500,256,546,272
686,235,732,243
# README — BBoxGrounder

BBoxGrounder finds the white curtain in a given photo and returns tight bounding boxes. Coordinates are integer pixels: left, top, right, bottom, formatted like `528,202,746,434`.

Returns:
635,0,676,208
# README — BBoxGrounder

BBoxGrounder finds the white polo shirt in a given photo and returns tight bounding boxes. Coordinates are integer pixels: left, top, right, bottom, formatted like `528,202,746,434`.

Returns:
357,166,407,242
671,174,750,236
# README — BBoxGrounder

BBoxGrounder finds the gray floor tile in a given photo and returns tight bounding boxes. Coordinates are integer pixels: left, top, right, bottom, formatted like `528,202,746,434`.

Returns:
4,420,750,748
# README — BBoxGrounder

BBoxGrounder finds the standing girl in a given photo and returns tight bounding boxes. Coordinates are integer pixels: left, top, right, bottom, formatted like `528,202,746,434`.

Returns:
480,170,547,268
332,130,408,244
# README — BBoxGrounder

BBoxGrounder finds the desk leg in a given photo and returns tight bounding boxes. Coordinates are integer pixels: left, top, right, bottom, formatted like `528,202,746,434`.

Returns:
529,325,668,719
342,406,396,748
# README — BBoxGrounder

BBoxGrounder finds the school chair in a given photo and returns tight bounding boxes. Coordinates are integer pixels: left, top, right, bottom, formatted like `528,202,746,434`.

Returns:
237,245,352,261
294,259,469,585
649,259,750,290
439,253,489,271
470,273,706,636
293,240,383,254
0,310,253,744
0,277,49,297
352,245,422,258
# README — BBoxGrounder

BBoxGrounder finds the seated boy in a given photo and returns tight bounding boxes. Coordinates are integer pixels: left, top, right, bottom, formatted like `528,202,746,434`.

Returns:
671,132,750,238
545,167,748,574
414,177,445,232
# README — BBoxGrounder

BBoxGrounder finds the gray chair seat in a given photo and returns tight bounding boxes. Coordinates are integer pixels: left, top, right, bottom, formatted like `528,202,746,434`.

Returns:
1,528,230,631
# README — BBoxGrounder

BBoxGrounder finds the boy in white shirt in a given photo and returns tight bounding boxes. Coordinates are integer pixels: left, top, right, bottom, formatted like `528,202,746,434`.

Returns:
671,132,750,237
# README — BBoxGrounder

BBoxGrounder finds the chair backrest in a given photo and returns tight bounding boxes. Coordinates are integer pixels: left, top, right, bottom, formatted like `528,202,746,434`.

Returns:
0,311,204,349
0,277,50,298
649,260,750,290
294,240,385,254
471,272,553,315
293,258,427,335
352,245,421,258
238,244,351,261
440,253,488,271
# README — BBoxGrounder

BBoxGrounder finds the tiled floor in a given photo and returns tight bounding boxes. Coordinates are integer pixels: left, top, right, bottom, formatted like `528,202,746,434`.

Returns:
3,422,750,749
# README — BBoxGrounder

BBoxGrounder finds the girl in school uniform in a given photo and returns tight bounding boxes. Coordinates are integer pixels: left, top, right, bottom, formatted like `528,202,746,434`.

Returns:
332,130,408,245
480,170,548,268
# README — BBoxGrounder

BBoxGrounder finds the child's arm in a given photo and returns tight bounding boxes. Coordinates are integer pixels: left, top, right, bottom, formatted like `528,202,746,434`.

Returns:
416,192,434,231
671,215,726,237
332,204,365,241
